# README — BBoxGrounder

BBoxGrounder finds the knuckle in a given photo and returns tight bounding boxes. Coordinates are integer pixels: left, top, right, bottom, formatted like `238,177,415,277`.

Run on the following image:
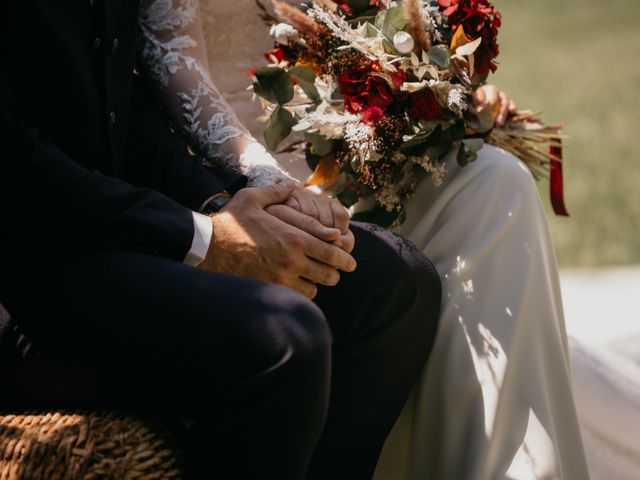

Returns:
286,232,302,249
324,269,339,286
234,189,250,203
264,184,280,200
306,284,318,299
325,247,339,265
279,254,298,272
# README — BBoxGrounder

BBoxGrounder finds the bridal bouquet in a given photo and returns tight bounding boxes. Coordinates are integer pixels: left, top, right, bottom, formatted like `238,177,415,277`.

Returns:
251,0,567,225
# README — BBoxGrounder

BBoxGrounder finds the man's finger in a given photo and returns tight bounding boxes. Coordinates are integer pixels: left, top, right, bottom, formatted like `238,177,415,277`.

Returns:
299,258,340,287
303,234,357,273
334,229,355,253
248,180,296,207
280,276,318,299
266,205,341,242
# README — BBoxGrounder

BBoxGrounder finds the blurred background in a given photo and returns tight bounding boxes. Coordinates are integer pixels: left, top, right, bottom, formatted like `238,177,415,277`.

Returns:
492,1,640,478
492,0,640,267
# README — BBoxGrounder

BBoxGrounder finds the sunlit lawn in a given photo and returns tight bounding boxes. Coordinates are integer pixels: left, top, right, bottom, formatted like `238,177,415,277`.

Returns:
491,0,640,266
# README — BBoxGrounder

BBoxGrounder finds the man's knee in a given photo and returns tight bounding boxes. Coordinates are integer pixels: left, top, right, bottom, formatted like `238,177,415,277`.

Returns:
227,284,332,385
351,223,441,299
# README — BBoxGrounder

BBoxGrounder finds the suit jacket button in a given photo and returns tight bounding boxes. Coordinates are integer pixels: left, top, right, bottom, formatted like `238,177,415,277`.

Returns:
93,37,102,51
111,38,119,53
109,111,116,126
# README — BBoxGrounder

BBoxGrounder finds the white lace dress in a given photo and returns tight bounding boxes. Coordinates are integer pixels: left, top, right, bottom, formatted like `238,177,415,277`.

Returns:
138,1,620,479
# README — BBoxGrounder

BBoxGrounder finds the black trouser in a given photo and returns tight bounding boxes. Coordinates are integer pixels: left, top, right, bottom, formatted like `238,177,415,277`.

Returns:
0,222,440,480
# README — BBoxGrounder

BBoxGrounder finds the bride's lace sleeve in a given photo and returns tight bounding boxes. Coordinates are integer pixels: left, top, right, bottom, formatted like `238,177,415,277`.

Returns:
138,0,293,187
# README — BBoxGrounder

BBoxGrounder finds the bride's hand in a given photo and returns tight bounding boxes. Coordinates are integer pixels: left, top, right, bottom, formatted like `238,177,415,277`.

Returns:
285,186,351,235
473,85,517,126
271,186,355,253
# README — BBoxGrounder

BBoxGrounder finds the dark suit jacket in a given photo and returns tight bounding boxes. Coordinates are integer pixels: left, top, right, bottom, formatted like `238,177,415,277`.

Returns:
0,0,246,274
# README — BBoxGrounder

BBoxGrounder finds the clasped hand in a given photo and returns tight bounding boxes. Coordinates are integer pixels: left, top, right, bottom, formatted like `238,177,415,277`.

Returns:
199,181,355,299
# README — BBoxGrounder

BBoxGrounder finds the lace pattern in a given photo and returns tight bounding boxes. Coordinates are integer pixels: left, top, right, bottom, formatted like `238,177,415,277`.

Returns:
138,0,292,186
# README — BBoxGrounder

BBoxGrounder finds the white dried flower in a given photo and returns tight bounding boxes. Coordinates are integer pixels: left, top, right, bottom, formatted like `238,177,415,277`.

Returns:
447,87,468,117
411,154,447,187
269,23,299,44
393,31,415,54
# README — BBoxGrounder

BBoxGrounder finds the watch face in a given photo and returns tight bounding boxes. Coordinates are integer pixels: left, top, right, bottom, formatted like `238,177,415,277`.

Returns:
211,196,231,211
203,193,231,214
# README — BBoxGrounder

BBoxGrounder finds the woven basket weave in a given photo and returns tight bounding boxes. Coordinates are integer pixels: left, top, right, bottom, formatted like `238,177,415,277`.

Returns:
0,411,182,480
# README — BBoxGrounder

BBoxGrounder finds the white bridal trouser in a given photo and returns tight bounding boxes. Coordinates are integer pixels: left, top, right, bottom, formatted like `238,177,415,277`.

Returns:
374,145,590,480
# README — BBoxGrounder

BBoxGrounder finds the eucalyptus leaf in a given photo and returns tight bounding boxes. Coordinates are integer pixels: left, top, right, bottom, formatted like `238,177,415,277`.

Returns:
289,65,319,102
264,106,295,151
462,137,484,153
456,142,468,167
400,124,442,156
381,6,406,39
337,188,361,208
305,144,322,171
288,65,314,82
305,131,334,156
333,172,348,195
365,22,380,38
253,67,294,105
288,65,319,102
428,45,451,69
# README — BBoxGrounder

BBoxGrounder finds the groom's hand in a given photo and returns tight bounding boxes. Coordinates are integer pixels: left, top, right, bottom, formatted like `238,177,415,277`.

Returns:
198,181,357,299
265,204,355,254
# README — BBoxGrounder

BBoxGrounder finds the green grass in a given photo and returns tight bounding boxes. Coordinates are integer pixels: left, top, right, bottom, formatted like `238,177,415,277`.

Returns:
489,0,640,266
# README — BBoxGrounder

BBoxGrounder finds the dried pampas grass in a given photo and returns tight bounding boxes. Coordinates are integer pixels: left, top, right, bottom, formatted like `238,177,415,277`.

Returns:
486,111,566,180
272,0,324,35
404,0,431,53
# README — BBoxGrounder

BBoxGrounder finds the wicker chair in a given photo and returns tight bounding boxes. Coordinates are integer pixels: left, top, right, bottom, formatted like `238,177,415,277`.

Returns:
0,307,183,479
0,412,182,480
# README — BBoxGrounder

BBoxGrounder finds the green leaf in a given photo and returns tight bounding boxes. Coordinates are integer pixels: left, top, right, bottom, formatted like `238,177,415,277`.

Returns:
399,124,443,156
305,131,334,156
456,142,468,166
364,21,380,38
288,66,320,102
264,106,295,151
252,67,294,105
380,6,406,39
305,144,322,171
462,137,484,153
288,65,314,82
428,45,451,69
337,188,361,208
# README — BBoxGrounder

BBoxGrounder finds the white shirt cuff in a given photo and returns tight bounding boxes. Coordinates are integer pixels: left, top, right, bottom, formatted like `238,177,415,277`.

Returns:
183,212,213,267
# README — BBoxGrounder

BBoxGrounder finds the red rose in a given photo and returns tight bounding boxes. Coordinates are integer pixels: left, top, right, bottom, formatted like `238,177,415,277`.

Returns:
337,62,395,119
438,0,501,75
362,106,385,124
391,70,405,87
407,88,443,121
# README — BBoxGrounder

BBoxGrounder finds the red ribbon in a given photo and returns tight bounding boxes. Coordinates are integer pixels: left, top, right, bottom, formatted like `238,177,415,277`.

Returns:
549,141,569,216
